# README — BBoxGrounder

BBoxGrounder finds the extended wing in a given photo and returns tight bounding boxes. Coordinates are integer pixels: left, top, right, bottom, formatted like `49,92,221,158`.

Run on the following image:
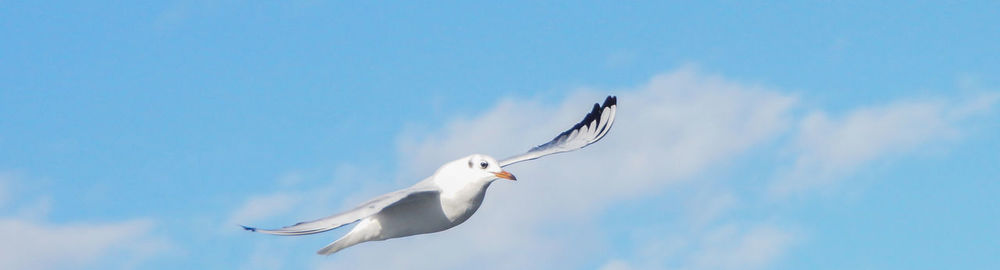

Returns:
500,95,617,167
241,186,439,236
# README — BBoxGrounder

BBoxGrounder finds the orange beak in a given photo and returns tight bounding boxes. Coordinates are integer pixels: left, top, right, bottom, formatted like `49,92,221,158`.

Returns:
493,171,517,181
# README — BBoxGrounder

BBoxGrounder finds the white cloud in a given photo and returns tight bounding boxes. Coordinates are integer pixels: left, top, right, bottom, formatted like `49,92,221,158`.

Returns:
684,190,738,227
599,260,635,270
772,93,999,194
226,193,302,227
0,173,171,270
685,224,796,270
0,218,169,270
602,222,797,270
598,188,797,270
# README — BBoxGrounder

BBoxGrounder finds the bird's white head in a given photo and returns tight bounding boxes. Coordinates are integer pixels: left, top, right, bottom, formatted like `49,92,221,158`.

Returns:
434,154,516,190
466,154,516,182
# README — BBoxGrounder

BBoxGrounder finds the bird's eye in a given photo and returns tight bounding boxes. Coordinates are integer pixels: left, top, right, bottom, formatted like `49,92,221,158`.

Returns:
480,161,488,169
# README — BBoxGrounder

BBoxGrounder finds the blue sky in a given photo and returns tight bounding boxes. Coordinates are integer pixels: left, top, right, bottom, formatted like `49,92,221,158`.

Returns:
1,1,998,269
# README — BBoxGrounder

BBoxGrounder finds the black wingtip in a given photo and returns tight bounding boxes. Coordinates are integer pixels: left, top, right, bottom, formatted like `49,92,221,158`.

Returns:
603,95,617,107
525,94,618,153
241,225,257,232
587,95,616,128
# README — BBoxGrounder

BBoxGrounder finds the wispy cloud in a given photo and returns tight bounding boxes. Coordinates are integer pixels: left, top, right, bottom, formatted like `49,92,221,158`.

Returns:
772,92,999,195
226,193,302,228
599,222,797,270
685,224,797,270
598,187,798,270
0,173,171,270
0,218,168,270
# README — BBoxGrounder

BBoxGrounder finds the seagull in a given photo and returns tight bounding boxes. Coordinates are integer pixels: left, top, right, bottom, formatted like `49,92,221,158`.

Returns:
242,96,617,255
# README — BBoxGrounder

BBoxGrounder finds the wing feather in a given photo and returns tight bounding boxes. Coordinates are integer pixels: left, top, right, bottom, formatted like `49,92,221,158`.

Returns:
499,96,617,167
241,187,438,236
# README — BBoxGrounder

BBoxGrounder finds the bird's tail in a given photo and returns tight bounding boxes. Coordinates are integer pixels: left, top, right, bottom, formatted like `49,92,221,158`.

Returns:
317,234,362,255
316,218,379,255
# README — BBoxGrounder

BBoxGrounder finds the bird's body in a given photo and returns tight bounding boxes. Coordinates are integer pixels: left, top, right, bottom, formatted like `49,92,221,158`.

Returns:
243,96,617,255
317,158,496,254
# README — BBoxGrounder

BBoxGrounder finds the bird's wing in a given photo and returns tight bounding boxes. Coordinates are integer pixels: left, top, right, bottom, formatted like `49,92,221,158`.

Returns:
500,95,617,167
241,186,439,236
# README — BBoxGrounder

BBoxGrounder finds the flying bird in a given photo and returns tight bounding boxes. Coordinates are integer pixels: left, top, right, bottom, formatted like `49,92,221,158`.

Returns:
242,96,617,255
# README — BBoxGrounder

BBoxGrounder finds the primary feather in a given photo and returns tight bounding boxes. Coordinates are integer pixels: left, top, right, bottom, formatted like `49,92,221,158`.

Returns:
500,96,617,167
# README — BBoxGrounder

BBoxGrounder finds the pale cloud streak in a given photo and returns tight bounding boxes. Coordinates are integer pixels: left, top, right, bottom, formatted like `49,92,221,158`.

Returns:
772,93,999,195
226,193,302,229
0,173,171,270
0,218,167,270
685,224,797,270
600,222,797,270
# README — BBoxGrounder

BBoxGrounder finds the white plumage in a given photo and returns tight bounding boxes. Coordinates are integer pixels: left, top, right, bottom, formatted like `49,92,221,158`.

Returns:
242,96,617,255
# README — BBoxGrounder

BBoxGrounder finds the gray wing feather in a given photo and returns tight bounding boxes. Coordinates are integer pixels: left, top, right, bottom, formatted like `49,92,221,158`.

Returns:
242,186,439,236
500,96,617,167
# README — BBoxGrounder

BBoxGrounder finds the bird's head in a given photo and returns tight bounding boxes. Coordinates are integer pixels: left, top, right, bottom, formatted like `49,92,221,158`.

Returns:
436,154,516,188
464,154,516,182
